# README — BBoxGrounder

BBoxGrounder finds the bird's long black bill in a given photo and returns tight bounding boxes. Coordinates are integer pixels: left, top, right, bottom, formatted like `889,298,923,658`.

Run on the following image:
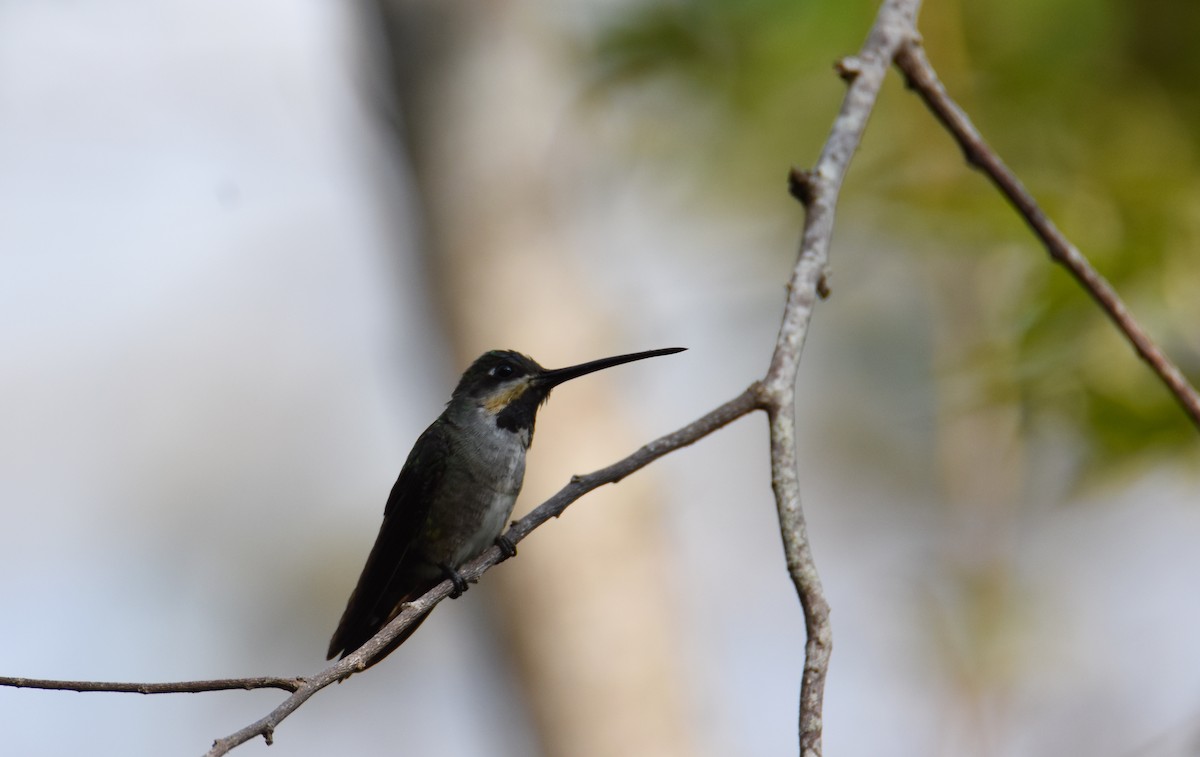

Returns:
535,347,686,389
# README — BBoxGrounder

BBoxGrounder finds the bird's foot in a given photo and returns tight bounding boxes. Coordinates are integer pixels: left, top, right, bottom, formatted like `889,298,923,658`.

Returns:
439,564,469,598
495,534,518,560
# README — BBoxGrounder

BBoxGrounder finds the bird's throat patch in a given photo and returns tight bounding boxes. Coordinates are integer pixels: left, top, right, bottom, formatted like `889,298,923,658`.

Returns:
483,379,532,415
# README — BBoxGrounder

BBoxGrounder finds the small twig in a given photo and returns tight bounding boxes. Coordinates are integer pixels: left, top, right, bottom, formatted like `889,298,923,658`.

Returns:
0,675,303,695
894,38,1200,430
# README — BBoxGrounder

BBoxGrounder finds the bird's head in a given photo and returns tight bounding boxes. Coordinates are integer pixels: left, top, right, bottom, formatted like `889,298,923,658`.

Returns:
449,347,686,435
452,350,548,417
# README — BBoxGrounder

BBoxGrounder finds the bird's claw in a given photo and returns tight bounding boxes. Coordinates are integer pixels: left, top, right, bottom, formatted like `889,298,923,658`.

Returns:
439,564,469,598
495,534,518,559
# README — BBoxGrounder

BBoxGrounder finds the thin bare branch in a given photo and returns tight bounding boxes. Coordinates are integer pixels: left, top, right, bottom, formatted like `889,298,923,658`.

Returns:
203,387,764,756
894,38,1200,430
0,676,302,695
764,2,923,754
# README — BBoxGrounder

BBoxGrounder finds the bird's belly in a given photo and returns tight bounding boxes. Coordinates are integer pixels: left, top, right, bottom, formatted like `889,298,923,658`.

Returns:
420,442,525,569
448,489,518,565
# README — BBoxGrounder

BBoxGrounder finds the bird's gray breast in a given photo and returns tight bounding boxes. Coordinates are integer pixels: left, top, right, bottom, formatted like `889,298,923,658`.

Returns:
433,408,529,567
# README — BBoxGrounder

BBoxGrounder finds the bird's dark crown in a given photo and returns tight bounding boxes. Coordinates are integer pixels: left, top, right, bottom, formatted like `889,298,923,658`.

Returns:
452,350,545,400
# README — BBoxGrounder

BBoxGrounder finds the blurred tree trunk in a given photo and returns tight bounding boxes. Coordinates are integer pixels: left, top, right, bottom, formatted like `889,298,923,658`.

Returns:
364,2,694,756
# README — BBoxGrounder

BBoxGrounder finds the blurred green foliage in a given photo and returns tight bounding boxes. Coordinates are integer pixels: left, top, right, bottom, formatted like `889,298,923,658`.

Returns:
585,0,1200,480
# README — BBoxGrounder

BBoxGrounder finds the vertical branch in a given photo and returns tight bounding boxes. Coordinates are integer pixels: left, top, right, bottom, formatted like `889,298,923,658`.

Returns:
762,1,923,754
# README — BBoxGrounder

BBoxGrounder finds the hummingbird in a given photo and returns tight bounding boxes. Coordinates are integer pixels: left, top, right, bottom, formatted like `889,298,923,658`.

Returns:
327,346,685,667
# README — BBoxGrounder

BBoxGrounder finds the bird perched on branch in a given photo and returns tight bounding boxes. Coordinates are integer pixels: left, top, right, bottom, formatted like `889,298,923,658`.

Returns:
327,346,685,667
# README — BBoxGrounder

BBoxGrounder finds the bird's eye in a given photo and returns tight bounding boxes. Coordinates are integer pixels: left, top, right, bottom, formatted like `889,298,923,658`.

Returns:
489,363,516,379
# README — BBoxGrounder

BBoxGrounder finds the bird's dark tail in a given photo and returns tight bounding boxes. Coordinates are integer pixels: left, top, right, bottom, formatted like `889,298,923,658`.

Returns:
327,577,436,668
328,606,432,670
